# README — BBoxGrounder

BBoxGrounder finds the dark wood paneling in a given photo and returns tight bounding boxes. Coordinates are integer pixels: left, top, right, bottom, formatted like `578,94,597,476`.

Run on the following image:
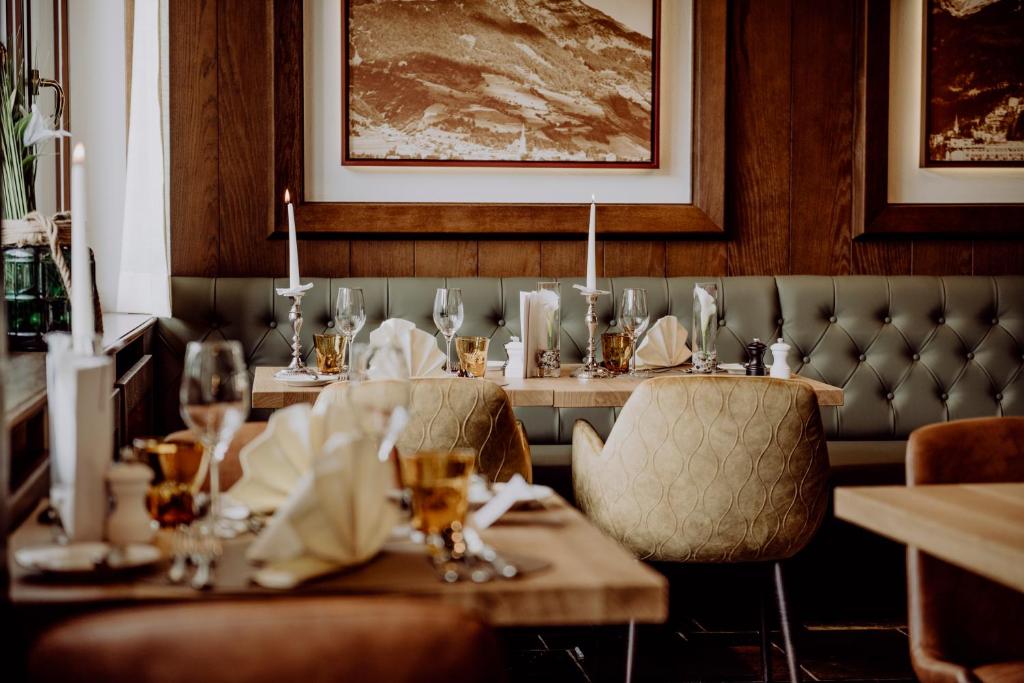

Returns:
478,241,541,278
666,242,727,276
912,241,973,276
789,0,854,275
168,1,1024,281
725,0,792,276
604,242,666,277
414,241,477,277
169,0,219,276
350,241,414,277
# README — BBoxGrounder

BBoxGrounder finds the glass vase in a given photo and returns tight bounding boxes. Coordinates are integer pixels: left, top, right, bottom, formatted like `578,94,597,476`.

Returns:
536,281,561,377
3,243,74,351
692,282,719,373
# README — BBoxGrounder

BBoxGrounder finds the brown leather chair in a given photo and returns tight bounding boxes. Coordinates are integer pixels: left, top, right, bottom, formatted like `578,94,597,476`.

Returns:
28,597,504,683
573,375,830,683
906,417,1024,683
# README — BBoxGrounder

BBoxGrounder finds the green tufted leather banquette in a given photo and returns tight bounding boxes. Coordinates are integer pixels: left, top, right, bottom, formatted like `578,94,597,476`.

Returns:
156,276,1024,472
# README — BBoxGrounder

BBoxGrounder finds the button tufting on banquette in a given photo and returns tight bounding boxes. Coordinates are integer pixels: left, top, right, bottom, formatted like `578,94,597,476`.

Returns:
156,276,1024,472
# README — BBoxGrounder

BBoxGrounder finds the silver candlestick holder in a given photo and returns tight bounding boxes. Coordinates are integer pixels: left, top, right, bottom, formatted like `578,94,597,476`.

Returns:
275,284,318,381
572,287,611,380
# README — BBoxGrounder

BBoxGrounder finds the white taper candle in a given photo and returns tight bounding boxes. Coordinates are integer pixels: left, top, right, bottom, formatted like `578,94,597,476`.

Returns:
586,194,597,291
285,189,300,289
71,143,95,354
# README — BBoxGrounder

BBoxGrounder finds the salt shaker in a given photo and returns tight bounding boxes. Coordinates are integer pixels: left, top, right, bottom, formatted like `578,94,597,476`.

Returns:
504,336,524,378
106,462,156,545
770,337,792,380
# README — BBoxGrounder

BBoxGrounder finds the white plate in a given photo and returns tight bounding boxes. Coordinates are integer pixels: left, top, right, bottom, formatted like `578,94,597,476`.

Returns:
717,363,747,374
15,542,162,576
273,373,338,387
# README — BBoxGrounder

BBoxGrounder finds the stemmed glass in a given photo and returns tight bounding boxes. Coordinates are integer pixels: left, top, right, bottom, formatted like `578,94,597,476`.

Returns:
335,287,367,380
179,340,250,537
620,288,650,377
433,288,464,374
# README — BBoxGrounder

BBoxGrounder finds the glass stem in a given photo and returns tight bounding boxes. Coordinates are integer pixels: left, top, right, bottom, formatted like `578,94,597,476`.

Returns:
345,333,353,378
445,335,453,372
207,445,221,521
630,334,637,374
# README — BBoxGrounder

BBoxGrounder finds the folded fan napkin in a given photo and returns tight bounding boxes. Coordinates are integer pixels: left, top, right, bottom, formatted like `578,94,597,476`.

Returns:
635,315,693,368
368,319,445,378
247,431,397,588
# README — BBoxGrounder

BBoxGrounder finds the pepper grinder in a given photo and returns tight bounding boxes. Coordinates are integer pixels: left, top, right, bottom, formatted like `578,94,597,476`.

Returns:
744,338,768,376
770,337,792,379
106,462,156,545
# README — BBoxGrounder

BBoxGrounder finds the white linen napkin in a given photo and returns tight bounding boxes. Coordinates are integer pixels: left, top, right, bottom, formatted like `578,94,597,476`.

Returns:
247,431,397,588
368,319,445,378
635,315,693,369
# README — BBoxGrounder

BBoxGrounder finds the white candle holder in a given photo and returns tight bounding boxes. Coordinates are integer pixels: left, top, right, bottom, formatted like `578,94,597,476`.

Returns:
572,287,611,380
275,284,318,381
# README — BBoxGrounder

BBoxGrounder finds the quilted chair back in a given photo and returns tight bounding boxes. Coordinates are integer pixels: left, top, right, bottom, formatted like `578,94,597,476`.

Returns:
318,378,531,483
573,376,830,563
399,378,531,483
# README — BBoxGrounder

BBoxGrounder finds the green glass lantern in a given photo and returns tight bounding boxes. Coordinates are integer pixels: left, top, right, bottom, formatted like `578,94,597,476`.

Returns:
3,243,76,351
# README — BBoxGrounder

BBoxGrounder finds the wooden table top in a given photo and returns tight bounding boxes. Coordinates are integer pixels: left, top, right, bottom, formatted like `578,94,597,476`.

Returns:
252,365,845,410
9,496,668,627
835,483,1024,593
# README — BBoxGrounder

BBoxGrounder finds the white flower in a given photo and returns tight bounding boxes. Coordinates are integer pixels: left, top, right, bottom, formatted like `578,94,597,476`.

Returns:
22,104,70,148
695,285,717,333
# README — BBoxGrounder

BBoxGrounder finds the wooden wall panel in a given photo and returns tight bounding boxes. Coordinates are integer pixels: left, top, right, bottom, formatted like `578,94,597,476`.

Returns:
168,0,1024,282
169,0,218,276
725,0,793,276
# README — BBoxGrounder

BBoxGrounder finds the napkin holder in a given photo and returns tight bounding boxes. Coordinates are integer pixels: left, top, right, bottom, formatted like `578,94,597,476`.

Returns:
46,333,115,541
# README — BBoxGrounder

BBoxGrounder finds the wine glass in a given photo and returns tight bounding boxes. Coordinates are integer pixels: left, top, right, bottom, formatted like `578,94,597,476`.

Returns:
179,340,250,537
433,288,464,374
335,287,367,380
619,288,650,377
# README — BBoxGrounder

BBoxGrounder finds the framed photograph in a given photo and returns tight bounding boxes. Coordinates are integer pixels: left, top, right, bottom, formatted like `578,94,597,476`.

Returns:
923,0,1024,167
341,0,660,169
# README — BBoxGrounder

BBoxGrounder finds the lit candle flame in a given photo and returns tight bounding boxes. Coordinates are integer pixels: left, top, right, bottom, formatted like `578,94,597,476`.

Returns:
72,143,86,164
284,188,291,203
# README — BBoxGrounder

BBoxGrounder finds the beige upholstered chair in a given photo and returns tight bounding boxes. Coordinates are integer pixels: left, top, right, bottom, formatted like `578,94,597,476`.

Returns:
573,375,830,683
317,377,532,483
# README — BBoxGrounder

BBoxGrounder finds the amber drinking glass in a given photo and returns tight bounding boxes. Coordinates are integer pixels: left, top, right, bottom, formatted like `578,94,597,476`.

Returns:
601,332,632,374
455,336,490,377
399,449,476,541
313,333,346,375
135,439,209,527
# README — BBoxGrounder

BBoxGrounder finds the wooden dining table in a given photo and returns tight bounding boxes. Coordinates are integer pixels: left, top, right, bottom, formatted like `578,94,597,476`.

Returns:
835,483,1024,593
252,365,845,409
9,495,668,627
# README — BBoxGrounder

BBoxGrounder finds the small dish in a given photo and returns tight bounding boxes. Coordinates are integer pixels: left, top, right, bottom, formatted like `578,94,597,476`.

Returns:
468,479,555,508
15,542,162,577
273,373,338,387
717,363,747,375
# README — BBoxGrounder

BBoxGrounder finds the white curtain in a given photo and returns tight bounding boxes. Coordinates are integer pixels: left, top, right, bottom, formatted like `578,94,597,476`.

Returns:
116,0,171,316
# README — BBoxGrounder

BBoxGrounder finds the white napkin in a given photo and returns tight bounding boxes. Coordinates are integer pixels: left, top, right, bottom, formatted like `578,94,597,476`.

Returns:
520,290,559,378
635,315,692,368
368,319,445,378
247,431,397,588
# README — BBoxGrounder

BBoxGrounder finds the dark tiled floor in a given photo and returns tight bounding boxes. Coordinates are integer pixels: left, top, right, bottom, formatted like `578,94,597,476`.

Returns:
501,620,915,682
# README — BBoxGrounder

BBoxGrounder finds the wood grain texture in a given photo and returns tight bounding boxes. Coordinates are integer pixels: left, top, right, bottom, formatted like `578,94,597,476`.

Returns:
789,0,854,275
478,241,541,277
835,483,1024,593
10,497,669,626
726,0,792,276
540,241,603,279
912,241,973,276
169,0,219,276
852,241,912,275
216,0,276,277
414,241,477,277
666,242,727,276
603,242,666,277
973,242,1024,276
350,241,414,277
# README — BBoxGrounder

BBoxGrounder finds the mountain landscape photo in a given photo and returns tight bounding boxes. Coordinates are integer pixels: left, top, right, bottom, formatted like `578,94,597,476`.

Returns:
343,0,658,166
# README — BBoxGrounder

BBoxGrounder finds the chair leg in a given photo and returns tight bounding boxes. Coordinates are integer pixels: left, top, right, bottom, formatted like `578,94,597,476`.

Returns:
625,619,636,683
760,571,773,683
773,561,801,683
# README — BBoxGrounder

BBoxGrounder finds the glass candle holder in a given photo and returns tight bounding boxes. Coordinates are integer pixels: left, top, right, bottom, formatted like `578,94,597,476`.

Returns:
313,333,346,375
601,332,632,374
455,336,490,377
536,282,561,377
692,282,719,373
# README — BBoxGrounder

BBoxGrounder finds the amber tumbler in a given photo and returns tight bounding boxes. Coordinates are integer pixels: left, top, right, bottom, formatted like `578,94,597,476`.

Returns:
455,336,490,378
601,332,632,374
135,439,209,527
314,333,347,375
